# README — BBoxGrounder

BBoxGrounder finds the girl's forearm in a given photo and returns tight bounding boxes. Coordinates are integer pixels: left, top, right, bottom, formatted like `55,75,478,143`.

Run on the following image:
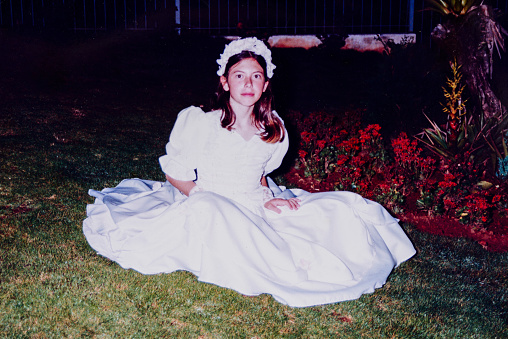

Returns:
165,174,196,196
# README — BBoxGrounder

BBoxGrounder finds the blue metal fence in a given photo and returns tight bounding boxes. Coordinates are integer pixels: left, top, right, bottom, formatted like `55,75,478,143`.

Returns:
1,0,507,43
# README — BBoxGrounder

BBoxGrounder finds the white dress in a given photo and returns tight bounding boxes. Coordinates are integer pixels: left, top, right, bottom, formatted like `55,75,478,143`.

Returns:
83,106,416,307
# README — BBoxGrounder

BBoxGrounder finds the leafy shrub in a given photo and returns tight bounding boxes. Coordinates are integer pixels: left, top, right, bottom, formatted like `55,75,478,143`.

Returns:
282,109,508,237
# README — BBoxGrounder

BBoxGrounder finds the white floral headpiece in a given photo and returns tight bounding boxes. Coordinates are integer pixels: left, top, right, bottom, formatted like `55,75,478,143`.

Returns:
216,37,276,78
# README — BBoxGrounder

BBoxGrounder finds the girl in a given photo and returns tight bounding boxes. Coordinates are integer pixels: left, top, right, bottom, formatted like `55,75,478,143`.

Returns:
84,37,416,307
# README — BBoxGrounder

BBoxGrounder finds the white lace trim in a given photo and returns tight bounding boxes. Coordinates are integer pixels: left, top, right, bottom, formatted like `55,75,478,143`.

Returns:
217,37,276,78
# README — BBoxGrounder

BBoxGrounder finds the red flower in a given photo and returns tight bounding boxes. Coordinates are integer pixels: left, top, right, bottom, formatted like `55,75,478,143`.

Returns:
301,131,311,143
298,150,308,159
392,132,421,165
443,198,457,209
338,137,361,153
443,173,455,181
359,124,382,144
438,180,457,189
336,154,349,166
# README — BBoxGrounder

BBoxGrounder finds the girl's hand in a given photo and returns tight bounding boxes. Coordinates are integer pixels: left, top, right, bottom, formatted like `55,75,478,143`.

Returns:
264,198,301,214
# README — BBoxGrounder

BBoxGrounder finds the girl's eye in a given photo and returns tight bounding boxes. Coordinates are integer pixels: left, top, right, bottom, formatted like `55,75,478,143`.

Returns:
235,74,243,79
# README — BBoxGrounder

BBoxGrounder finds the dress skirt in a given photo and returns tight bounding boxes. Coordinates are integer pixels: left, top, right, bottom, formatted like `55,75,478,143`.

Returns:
83,178,416,307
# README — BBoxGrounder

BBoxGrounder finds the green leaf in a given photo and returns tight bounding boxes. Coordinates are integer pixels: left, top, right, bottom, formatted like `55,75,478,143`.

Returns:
476,181,493,190
426,130,449,150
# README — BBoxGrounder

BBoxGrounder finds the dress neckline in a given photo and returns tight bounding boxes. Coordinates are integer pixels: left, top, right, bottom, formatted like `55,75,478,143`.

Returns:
230,129,262,142
210,111,263,143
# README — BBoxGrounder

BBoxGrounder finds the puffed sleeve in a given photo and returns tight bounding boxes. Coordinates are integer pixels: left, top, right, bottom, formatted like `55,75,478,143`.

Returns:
264,112,290,174
159,106,208,181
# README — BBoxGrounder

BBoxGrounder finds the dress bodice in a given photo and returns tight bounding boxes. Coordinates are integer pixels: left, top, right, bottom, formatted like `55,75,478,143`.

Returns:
159,106,289,210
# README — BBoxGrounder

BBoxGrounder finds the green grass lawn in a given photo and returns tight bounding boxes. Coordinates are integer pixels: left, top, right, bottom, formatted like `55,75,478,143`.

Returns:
1,91,506,338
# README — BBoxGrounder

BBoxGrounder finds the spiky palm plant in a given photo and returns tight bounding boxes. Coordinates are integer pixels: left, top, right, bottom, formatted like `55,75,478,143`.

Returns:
426,0,481,17
417,60,481,160
427,0,507,120
418,59,508,179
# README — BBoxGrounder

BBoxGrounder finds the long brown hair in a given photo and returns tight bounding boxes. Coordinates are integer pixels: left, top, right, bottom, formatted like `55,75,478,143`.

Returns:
212,50,285,144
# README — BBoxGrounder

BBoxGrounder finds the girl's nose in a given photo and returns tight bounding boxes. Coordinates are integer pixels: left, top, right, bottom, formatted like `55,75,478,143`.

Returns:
245,77,253,87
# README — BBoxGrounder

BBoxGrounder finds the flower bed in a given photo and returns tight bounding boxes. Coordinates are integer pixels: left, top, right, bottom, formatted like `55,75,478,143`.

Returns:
281,110,508,252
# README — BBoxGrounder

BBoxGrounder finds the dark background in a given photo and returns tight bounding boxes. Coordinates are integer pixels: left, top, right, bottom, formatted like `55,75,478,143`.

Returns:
0,28,458,138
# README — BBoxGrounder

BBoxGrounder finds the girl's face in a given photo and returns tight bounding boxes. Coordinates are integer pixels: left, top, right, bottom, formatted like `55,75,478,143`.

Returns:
220,57,269,111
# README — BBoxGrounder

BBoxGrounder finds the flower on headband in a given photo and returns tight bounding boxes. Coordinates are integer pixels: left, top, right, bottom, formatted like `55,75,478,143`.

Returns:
216,37,276,78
